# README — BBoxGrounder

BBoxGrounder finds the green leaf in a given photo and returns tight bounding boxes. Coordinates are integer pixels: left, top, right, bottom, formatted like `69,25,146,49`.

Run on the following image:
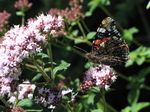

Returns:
85,11,92,17
128,89,140,105
73,78,80,91
86,32,96,40
53,61,70,75
72,30,79,36
123,27,139,45
146,1,150,9
71,21,78,26
75,103,82,112
16,11,25,16
92,109,103,112
92,86,100,93
131,102,150,111
121,106,131,112
56,74,66,80
125,58,134,67
87,94,95,105
126,46,150,66
85,0,110,17
94,94,101,104
99,0,110,5
85,1,98,17
136,56,145,65
31,73,42,82
84,62,96,69
17,99,43,111
17,99,33,107
36,53,49,59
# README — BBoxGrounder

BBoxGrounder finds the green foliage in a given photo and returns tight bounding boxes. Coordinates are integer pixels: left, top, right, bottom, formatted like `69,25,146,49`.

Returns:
146,1,150,9
53,60,71,75
92,109,103,112
87,32,96,40
16,11,25,16
121,102,150,112
17,99,43,111
123,27,139,45
85,0,110,16
0,0,150,112
126,46,150,66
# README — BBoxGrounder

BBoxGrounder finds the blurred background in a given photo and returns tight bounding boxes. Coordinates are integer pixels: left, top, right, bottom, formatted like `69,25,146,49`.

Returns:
0,0,150,111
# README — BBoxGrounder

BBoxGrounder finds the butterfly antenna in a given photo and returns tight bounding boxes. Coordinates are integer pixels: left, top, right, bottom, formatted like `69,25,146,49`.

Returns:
74,45,87,53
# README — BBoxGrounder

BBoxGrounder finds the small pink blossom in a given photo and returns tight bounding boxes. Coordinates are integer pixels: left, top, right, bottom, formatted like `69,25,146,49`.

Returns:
8,80,36,104
14,0,32,10
35,88,62,109
80,65,117,92
35,87,76,109
0,10,11,32
49,0,84,23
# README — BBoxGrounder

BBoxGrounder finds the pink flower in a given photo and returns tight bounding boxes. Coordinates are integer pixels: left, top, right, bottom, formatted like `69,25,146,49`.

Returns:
8,80,36,104
0,10,11,32
0,13,64,97
80,65,117,92
35,88,76,109
35,88,62,108
14,0,32,10
27,14,65,36
49,0,84,23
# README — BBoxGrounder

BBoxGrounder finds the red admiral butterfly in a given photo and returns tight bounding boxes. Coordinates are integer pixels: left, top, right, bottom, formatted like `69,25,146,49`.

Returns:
86,17,129,66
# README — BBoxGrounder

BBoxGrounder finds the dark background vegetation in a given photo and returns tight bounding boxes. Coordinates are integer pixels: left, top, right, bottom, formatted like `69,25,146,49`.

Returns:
0,0,150,111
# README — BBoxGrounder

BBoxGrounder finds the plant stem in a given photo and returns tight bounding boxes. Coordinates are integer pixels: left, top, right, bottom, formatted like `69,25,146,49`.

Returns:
101,89,107,112
143,85,150,91
32,59,51,82
47,41,55,81
66,103,74,112
81,19,90,33
22,15,25,26
132,39,145,47
77,21,86,39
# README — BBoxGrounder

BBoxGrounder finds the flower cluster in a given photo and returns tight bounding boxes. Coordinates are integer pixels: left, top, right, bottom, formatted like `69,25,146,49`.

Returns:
80,65,117,92
27,14,65,36
35,88,62,109
49,0,84,23
14,0,32,10
0,10,11,32
35,88,76,109
8,80,36,104
0,13,64,97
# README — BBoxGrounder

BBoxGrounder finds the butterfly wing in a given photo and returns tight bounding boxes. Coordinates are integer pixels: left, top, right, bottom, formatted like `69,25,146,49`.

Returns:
86,36,129,66
86,17,129,66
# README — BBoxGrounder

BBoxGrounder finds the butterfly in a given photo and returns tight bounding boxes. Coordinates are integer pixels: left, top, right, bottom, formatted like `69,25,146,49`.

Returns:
86,17,129,66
